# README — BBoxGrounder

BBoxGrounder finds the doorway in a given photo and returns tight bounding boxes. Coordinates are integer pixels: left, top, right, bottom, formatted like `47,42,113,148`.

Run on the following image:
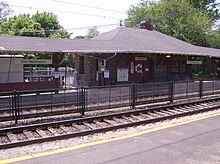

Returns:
130,57,150,83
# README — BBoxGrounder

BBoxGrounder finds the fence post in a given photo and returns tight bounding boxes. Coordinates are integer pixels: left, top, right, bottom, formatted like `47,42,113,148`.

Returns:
13,90,19,124
199,80,203,98
81,87,86,116
17,92,20,120
131,83,136,109
170,81,174,103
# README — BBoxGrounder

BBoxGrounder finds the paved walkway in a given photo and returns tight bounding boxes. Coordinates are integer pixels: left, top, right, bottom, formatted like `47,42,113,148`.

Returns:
3,113,220,164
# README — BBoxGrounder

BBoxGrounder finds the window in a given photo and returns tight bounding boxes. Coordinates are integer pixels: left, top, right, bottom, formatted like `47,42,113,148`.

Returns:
181,61,187,73
170,61,179,73
79,56,84,74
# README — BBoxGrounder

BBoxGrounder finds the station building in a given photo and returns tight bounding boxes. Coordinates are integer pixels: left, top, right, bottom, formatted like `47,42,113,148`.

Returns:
0,26,220,91
74,27,220,86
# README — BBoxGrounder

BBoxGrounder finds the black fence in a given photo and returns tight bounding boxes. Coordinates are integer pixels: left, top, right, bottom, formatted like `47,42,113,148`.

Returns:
1,80,220,124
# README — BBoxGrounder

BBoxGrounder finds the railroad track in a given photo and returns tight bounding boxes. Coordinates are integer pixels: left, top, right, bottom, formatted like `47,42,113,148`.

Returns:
1,97,220,149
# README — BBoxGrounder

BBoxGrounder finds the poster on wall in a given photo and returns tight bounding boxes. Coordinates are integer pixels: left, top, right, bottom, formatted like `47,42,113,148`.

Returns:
54,72,60,78
104,70,110,78
117,68,128,82
96,71,99,81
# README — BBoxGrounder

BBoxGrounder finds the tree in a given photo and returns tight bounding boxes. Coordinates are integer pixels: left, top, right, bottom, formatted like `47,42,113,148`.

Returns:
0,11,71,38
125,0,156,28
188,0,220,21
86,26,100,38
0,0,12,22
32,11,70,38
0,14,44,36
125,0,213,46
206,28,220,48
0,10,73,66
61,55,74,67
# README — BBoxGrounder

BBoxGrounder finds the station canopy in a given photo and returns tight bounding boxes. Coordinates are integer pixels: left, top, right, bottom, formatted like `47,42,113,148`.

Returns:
0,27,220,57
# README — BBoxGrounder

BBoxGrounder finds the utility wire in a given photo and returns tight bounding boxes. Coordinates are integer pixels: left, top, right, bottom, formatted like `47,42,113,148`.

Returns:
48,0,125,14
0,23,119,33
66,23,119,31
10,5,122,20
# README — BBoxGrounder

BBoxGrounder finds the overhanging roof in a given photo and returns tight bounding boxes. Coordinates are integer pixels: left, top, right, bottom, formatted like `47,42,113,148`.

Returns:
0,27,219,57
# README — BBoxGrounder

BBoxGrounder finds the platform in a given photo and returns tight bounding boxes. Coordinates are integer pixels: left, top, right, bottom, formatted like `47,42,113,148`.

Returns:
2,113,220,164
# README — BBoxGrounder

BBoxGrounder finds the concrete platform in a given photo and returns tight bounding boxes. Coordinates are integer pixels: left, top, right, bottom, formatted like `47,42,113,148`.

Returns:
3,113,220,164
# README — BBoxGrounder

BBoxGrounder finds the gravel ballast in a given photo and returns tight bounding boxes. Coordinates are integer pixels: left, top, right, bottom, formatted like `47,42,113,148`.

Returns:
1,109,220,160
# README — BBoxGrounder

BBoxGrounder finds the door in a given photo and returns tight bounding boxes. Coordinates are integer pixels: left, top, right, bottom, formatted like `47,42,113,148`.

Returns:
130,57,150,83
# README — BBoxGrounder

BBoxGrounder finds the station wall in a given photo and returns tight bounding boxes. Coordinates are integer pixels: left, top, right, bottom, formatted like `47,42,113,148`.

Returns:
0,57,23,83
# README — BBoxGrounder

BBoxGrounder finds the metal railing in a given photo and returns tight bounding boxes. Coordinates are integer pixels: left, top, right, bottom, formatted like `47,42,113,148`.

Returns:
1,79,220,124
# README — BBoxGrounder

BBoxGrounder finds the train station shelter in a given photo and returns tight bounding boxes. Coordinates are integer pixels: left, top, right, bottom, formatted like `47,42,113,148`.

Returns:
0,26,220,91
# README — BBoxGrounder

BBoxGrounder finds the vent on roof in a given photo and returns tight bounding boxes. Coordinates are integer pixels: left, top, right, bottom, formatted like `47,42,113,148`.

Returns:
137,20,153,30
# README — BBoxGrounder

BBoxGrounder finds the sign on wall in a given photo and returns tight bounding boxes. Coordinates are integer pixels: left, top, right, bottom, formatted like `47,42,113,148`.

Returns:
135,57,147,61
187,61,202,65
14,59,52,65
117,68,128,82
54,72,60,78
104,70,110,78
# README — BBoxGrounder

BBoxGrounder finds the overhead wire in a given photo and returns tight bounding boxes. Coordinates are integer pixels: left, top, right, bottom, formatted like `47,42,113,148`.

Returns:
5,1,126,36
10,5,122,20
0,23,120,33
66,23,119,31
48,0,125,14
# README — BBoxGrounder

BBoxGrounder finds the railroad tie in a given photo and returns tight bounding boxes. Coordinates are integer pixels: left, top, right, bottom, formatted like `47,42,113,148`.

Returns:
130,114,143,121
72,123,82,131
82,122,94,130
47,127,60,136
122,116,133,122
59,125,70,134
93,120,105,127
103,119,116,125
7,132,18,143
23,130,36,140
35,128,51,138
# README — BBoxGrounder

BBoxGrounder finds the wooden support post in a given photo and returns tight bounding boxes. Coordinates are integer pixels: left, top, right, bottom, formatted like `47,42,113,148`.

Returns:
52,53,65,89
186,56,192,79
218,59,220,78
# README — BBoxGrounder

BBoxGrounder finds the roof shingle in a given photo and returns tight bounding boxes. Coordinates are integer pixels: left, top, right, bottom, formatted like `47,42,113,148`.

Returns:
0,27,219,57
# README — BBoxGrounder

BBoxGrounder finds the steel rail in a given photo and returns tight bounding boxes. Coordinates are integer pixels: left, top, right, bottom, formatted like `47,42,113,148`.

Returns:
0,97,220,149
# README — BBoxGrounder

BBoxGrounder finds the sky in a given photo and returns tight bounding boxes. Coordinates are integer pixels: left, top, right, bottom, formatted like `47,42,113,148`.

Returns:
5,0,140,37
4,0,220,38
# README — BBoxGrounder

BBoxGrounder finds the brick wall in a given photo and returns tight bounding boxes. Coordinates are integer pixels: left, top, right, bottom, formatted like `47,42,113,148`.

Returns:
75,55,98,86
153,55,167,81
75,53,190,86
106,54,132,84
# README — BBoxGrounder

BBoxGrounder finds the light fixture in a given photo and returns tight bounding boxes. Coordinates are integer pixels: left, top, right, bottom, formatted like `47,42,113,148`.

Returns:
166,55,171,58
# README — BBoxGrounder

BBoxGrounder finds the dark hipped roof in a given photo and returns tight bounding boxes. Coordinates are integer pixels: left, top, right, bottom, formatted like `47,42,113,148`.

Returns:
0,27,219,57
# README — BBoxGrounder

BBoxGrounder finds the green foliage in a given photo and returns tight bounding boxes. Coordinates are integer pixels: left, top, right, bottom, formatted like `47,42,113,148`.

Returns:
32,11,70,38
0,1,73,67
125,0,214,46
125,0,155,27
192,70,217,80
74,36,86,39
86,26,100,38
206,28,220,48
0,11,71,38
61,55,74,67
0,14,45,36
188,0,220,21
